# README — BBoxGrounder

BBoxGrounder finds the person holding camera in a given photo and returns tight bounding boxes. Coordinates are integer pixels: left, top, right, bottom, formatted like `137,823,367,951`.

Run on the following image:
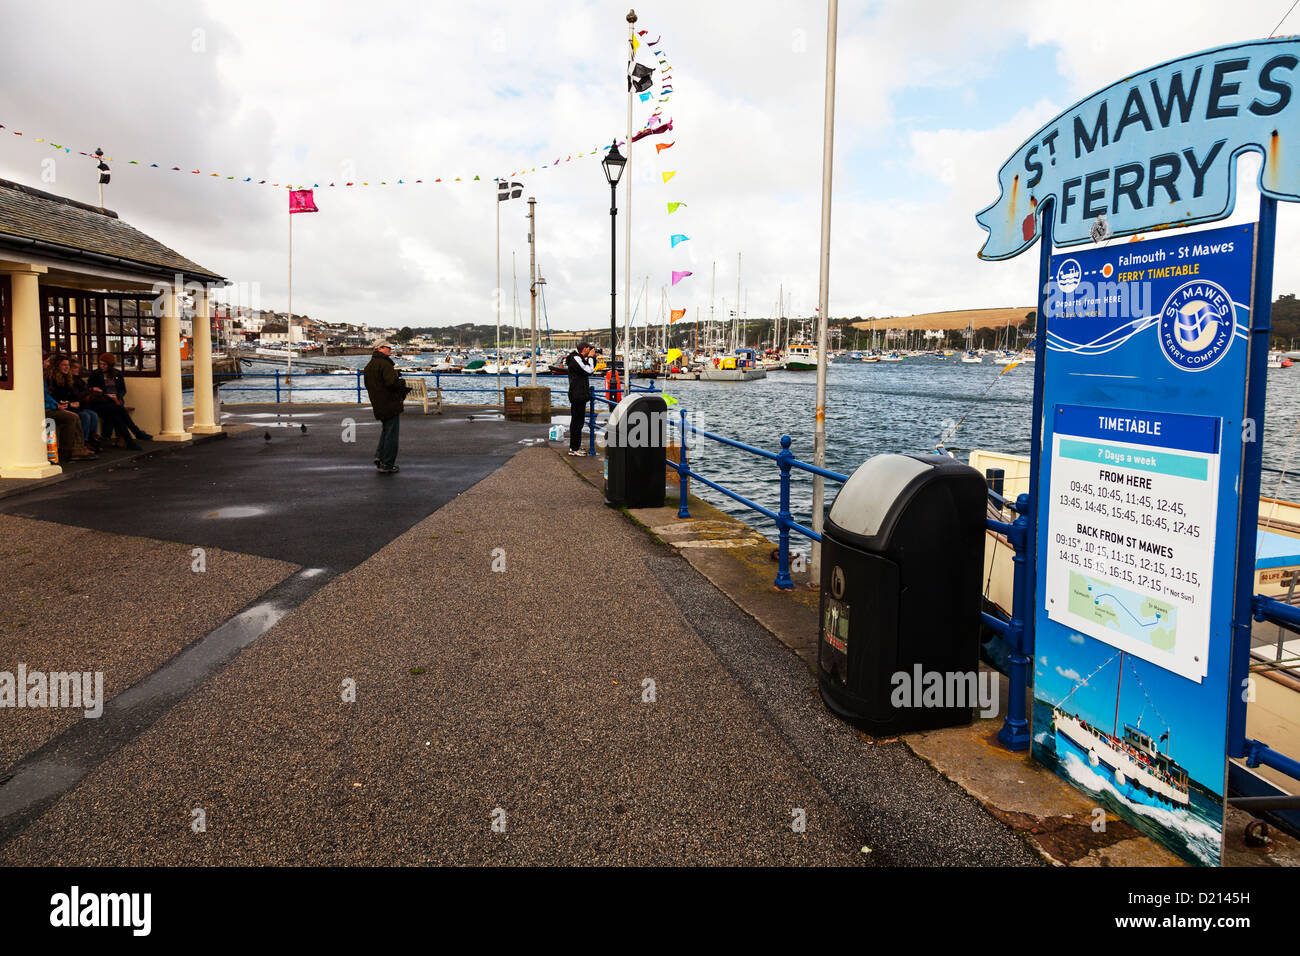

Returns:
564,342,597,456
363,339,410,474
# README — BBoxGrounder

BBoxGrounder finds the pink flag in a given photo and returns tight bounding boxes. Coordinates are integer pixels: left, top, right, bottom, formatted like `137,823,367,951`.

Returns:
289,189,318,214
671,270,692,285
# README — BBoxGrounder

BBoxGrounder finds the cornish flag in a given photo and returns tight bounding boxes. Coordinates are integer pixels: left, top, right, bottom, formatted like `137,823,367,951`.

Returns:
498,180,524,201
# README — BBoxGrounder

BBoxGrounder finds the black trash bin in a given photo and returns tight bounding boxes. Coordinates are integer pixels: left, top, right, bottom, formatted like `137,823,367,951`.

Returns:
604,393,668,508
817,453,987,733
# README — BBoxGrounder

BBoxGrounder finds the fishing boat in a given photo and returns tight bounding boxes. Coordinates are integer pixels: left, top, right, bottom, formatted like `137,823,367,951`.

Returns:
1051,651,1191,808
782,345,820,371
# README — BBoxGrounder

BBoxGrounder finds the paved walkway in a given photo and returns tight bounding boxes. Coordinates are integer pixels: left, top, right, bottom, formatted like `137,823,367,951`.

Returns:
0,424,1037,865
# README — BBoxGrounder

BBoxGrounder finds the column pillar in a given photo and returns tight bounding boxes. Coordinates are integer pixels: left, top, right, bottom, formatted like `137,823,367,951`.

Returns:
189,287,221,434
155,285,190,442
0,266,60,478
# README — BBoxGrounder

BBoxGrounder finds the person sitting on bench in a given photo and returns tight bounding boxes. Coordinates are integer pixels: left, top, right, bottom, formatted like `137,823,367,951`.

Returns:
87,353,152,446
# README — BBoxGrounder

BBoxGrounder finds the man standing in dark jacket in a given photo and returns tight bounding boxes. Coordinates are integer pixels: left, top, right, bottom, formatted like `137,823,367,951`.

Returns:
363,340,408,474
564,342,597,456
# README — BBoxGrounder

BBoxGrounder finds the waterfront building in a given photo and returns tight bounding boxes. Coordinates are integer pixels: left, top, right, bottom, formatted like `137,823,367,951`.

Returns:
0,177,226,477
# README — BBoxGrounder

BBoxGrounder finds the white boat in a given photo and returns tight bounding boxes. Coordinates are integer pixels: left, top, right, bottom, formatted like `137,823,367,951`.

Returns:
878,351,903,363
781,345,820,371
1052,701,1190,807
960,350,983,364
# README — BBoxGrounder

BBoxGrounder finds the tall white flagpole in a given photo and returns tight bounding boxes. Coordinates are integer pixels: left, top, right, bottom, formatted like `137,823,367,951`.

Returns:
287,202,293,410
624,8,637,397
496,187,502,405
811,0,838,580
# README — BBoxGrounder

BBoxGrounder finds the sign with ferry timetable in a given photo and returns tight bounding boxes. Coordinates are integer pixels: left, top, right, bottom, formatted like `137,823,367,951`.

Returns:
1045,405,1220,682
1031,221,1255,866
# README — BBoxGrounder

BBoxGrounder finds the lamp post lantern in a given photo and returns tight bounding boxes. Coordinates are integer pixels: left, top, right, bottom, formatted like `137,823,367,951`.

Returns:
602,140,627,399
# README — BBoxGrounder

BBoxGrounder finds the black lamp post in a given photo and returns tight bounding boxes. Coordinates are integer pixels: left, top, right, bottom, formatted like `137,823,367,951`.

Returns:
601,140,626,397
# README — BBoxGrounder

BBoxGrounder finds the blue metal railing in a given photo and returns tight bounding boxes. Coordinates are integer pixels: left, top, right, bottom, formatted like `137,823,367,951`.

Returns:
583,386,848,592
207,370,597,405
980,492,1033,751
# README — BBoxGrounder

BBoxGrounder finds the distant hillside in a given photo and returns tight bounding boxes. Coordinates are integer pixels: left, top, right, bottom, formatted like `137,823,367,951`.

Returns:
850,307,1036,332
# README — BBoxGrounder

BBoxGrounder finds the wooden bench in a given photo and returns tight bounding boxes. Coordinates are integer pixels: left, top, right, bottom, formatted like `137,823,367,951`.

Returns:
404,377,442,415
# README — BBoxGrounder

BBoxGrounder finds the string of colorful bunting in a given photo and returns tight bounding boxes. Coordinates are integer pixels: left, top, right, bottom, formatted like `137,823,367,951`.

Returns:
0,121,629,190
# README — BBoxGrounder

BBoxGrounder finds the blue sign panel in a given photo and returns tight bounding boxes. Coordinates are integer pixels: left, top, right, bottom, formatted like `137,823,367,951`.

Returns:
1033,223,1255,865
976,39,1298,259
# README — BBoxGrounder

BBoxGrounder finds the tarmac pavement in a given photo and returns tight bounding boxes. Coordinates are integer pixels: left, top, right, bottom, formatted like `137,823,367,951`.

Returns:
0,413,1035,865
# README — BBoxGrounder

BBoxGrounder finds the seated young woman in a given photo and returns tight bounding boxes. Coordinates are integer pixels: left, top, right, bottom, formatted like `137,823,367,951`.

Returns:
43,371,96,461
45,355,102,452
86,353,152,447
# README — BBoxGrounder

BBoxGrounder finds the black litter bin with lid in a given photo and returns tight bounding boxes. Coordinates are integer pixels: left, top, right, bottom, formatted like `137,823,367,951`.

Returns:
817,453,987,733
604,392,668,508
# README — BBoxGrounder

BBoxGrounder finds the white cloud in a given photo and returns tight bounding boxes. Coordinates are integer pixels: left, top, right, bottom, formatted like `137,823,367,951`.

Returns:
0,0,1294,329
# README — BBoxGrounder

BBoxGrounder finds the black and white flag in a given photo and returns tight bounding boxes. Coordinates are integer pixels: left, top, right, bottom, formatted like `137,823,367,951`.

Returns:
628,63,654,93
498,180,524,201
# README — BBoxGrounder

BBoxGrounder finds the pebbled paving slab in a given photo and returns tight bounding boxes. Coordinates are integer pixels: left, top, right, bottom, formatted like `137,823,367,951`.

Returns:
0,449,869,865
0,514,297,767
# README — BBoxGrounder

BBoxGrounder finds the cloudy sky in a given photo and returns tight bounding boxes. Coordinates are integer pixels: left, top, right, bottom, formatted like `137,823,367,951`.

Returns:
1,0,1296,331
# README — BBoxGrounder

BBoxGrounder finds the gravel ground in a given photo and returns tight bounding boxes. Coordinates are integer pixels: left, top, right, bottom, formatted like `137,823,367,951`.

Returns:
0,450,868,865
0,514,297,767
641,553,1043,866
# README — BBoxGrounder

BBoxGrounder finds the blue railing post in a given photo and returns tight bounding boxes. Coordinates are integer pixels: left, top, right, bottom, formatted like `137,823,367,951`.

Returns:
676,407,690,519
997,492,1033,751
587,395,597,456
275,369,281,404
773,435,795,589
355,370,362,404
515,372,520,388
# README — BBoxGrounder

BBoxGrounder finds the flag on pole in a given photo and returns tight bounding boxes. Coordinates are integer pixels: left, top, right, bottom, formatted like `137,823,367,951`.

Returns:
631,118,673,142
629,63,655,93
671,271,692,285
670,309,686,323
498,180,524,201
289,189,318,213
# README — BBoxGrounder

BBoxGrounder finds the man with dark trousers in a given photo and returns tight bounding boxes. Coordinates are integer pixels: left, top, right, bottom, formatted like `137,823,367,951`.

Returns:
363,339,409,474
564,342,597,456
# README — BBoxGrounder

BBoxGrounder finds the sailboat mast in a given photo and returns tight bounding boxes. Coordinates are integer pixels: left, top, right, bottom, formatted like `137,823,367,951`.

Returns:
735,252,741,352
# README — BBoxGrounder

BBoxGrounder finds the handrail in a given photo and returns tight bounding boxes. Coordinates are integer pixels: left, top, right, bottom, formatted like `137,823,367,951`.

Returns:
583,389,845,588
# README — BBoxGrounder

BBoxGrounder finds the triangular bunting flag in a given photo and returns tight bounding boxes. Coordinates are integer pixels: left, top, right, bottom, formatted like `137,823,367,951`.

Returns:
670,234,689,247
656,142,675,153
667,202,685,213
671,270,692,285
662,171,675,183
